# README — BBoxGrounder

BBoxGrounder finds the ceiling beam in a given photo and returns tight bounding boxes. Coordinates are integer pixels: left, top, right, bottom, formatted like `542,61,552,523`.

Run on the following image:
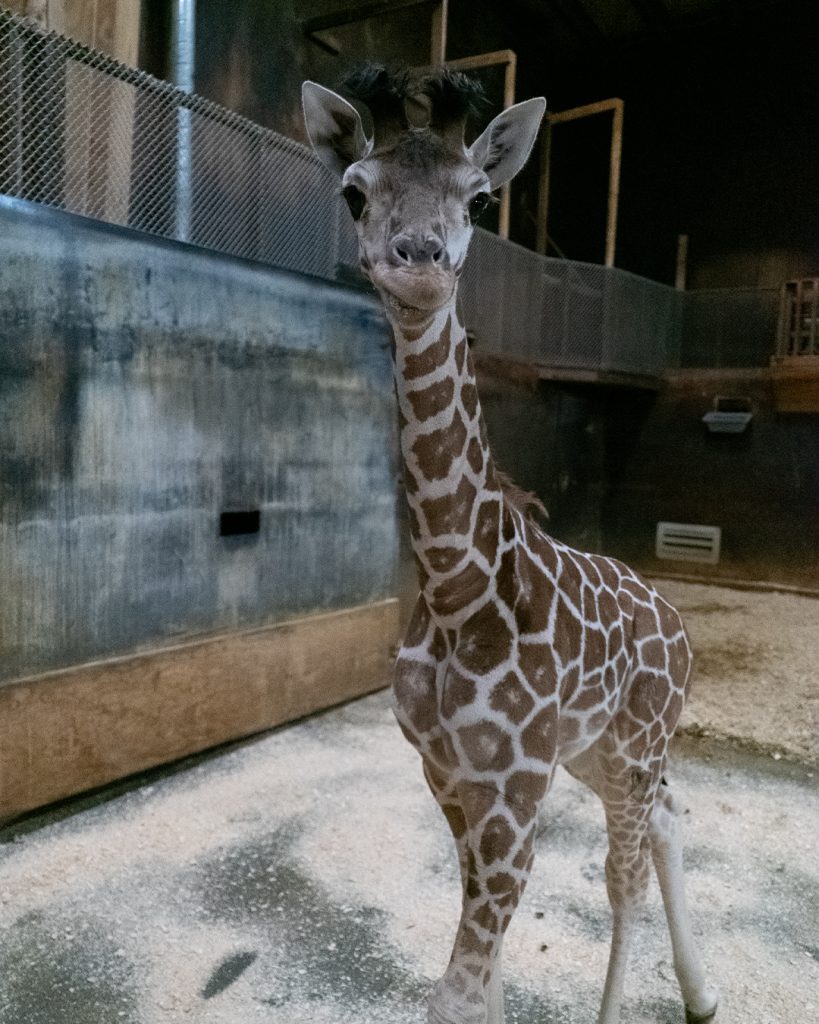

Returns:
547,0,608,49
623,0,674,35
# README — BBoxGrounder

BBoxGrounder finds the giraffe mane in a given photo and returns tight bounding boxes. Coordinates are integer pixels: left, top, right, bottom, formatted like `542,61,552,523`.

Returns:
339,63,486,140
339,63,411,129
418,67,487,129
495,469,549,525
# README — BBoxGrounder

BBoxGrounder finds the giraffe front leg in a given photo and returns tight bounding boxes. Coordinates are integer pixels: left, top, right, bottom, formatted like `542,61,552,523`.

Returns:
428,780,538,1024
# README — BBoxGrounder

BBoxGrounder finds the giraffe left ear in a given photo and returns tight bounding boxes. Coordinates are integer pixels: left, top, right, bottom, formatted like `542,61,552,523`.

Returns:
468,97,547,190
302,81,370,177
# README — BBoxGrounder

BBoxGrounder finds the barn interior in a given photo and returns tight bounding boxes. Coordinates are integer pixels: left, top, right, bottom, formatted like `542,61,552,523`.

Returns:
0,2,817,1022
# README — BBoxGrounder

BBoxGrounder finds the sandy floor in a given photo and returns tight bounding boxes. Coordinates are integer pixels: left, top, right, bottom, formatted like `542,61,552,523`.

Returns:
653,580,819,765
1,580,817,1023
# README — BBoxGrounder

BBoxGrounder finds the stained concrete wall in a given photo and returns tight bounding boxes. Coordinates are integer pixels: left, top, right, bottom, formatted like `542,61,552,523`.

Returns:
0,197,398,684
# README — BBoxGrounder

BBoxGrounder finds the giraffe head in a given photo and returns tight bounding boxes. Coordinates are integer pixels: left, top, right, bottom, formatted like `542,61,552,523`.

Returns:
302,66,545,327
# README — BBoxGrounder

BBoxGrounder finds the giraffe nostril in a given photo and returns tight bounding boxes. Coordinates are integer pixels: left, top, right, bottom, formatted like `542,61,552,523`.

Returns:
396,247,410,263
432,248,443,264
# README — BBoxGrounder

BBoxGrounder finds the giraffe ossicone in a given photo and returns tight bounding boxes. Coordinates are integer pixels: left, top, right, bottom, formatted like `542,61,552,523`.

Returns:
303,64,717,1024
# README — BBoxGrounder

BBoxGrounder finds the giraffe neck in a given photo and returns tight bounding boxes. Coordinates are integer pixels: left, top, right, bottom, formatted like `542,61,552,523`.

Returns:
389,301,511,624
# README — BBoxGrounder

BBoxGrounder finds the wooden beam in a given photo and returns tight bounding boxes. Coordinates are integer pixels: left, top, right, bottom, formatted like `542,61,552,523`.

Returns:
548,97,622,124
544,0,607,50
675,234,689,291
538,98,624,268
624,0,674,34
303,0,435,41
0,600,399,821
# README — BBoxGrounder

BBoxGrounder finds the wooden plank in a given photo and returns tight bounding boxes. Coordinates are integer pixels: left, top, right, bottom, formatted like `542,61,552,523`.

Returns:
0,600,399,821
771,355,819,412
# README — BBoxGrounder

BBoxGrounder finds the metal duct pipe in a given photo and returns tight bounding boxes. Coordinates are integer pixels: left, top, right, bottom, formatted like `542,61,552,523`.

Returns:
171,0,196,242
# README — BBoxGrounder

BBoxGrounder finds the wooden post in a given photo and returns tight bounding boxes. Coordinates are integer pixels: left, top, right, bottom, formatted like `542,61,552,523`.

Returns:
60,1,142,226
430,0,447,64
536,123,551,255
605,99,623,268
675,233,689,290
536,98,624,267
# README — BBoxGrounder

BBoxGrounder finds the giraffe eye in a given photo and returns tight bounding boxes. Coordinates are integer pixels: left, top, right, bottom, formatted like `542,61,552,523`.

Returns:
468,192,491,224
342,185,367,221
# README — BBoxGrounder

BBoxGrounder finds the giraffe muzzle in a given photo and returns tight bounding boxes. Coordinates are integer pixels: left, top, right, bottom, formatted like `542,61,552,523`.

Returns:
371,262,455,317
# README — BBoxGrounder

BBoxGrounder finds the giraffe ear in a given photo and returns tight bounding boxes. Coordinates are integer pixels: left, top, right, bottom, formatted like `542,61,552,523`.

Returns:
302,81,370,177
467,97,546,190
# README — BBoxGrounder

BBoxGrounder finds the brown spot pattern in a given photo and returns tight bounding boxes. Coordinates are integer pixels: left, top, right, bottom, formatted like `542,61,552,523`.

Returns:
479,815,516,864
426,545,465,573
473,500,501,566
442,669,477,719
461,380,479,420
412,409,468,481
407,376,455,421
404,315,451,379
466,437,484,474
458,603,513,674
521,705,558,761
458,719,514,772
489,672,535,724
421,474,476,536
393,659,438,734
432,561,490,617
505,771,549,820
518,642,558,697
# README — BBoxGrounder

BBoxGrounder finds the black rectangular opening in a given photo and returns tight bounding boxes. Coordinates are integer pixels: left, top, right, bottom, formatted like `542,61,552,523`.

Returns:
220,510,260,537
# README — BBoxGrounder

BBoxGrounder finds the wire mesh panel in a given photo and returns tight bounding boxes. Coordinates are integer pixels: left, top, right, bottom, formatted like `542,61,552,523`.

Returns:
462,230,681,378
0,8,356,280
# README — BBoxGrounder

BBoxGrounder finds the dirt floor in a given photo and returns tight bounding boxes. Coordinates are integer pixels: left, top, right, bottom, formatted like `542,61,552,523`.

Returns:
1,580,817,1024
652,579,819,766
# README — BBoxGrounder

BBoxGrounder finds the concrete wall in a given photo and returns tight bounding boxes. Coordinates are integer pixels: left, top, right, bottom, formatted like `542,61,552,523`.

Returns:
0,197,398,685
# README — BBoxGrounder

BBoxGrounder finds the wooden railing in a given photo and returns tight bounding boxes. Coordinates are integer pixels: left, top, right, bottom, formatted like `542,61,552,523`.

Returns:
776,278,819,358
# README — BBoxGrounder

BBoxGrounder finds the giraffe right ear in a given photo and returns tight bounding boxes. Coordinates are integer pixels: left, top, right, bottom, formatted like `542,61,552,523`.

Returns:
302,81,369,177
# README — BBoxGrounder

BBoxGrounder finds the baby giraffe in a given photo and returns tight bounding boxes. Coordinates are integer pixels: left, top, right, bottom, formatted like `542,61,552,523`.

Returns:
303,66,717,1024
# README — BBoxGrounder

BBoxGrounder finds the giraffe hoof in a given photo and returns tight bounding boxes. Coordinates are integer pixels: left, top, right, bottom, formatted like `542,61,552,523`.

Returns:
685,1001,717,1023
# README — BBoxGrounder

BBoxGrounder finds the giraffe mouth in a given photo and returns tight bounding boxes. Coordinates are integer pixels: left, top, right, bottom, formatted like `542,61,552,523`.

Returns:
372,264,455,317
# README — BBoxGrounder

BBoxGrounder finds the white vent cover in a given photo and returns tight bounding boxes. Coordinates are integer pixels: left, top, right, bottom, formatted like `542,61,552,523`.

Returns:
656,522,721,564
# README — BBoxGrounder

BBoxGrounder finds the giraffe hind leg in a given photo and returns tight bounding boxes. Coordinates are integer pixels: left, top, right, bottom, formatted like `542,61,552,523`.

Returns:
650,779,718,1021
564,733,669,1024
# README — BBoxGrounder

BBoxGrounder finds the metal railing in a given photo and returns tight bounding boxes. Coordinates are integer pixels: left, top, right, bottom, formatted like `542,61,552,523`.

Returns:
1,7,782,379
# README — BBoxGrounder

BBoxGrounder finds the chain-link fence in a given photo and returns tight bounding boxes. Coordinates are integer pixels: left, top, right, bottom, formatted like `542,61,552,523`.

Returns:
1,8,778,377
0,7,358,279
